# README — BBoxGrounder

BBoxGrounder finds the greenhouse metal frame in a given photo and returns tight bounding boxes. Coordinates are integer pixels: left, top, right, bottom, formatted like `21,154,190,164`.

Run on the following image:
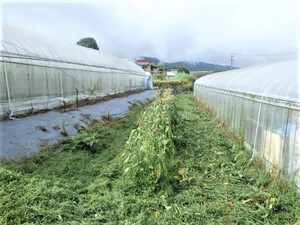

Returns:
0,24,149,118
194,59,300,187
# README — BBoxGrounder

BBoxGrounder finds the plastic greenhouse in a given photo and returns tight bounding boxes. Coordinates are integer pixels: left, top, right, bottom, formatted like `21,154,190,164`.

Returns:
0,24,149,118
194,59,300,187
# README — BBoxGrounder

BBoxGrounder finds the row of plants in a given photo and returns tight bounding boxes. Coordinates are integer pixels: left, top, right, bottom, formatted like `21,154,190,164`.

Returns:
123,89,177,189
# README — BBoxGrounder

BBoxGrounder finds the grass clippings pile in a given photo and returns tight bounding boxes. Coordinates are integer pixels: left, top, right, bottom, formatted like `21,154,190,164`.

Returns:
0,93,299,224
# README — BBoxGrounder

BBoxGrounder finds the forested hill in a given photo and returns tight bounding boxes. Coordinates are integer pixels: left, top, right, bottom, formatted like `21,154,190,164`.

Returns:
163,61,233,71
141,56,234,71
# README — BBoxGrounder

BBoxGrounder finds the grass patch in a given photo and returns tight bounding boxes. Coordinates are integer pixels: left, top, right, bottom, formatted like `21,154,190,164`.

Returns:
153,73,196,91
0,94,299,224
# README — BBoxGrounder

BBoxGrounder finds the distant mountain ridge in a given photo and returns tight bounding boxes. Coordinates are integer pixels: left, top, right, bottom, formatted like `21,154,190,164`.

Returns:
140,56,233,72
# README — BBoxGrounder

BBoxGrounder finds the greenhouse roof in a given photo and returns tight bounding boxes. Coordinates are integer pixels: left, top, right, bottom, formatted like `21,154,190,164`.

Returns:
195,59,299,103
0,24,145,74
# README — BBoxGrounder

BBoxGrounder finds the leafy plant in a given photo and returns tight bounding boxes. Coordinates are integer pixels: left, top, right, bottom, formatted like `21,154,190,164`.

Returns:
153,74,166,80
123,90,176,188
61,119,69,136
67,132,105,154
88,80,101,97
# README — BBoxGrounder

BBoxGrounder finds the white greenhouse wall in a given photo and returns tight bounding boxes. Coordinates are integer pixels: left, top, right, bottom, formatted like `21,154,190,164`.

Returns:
0,24,149,118
194,60,300,188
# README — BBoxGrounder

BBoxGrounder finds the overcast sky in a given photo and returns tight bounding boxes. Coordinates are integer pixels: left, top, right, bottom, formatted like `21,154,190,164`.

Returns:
1,0,299,67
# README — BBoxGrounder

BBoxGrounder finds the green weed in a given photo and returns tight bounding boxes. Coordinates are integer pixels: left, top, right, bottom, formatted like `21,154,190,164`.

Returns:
66,131,106,154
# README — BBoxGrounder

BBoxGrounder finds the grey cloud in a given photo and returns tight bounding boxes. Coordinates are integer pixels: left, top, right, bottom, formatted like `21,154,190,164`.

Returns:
2,0,298,67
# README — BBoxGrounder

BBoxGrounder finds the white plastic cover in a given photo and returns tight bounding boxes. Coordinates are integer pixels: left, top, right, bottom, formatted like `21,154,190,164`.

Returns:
0,24,149,117
195,59,299,103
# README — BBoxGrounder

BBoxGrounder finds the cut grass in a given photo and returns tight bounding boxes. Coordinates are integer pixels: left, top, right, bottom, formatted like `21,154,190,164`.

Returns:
0,94,299,224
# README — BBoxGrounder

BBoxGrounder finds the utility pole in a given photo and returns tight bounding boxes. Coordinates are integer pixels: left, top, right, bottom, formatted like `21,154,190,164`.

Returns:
230,53,236,69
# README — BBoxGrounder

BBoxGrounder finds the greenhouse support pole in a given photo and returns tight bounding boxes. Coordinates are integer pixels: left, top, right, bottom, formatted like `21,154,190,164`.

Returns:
3,61,12,115
252,84,273,160
281,105,291,170
252,100,263,160
59,69,64,98
75,88,78,110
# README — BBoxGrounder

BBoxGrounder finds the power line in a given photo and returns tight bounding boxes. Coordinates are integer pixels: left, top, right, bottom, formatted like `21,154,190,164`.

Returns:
229,53,236,69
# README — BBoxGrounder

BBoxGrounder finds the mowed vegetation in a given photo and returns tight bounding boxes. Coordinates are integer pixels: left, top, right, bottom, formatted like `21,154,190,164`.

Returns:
1,92,299,224
153,73,197,91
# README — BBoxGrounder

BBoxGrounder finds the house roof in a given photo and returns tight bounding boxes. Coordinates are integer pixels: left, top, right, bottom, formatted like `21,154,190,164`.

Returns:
136,60,151,65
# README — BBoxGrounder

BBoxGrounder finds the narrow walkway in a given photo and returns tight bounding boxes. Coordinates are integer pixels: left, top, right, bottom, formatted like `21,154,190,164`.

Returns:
0,90,156,159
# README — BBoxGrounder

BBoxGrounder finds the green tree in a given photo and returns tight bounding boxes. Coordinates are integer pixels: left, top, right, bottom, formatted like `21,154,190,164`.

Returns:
177,66,190,74
77,37,99,50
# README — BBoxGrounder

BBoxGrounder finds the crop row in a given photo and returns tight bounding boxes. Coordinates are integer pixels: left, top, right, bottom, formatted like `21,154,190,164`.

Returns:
122,89,177,188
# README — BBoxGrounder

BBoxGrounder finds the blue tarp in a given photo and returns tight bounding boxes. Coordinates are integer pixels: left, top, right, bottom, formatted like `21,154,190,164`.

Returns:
145,72,154,89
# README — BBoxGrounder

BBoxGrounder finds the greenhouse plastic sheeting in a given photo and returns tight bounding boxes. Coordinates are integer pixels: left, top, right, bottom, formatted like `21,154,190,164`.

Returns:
0,90,156,159
194,59,300,188
196,59,299,103
0,24,150,118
